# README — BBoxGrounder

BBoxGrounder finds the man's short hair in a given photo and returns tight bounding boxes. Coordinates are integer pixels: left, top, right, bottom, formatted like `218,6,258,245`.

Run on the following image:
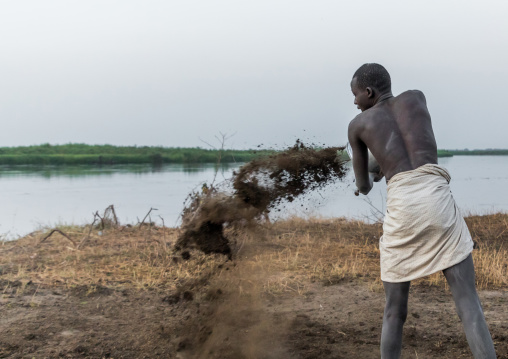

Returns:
353,63,391,93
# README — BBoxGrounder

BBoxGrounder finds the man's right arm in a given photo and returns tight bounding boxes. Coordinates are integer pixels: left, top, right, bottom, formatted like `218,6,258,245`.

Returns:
348,118,372,195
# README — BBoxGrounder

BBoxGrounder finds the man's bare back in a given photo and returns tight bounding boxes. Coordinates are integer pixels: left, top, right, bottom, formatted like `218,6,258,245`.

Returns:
348,76,439,194
350,89,438,180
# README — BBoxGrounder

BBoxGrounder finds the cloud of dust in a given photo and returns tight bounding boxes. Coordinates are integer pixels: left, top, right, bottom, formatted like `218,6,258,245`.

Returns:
176,240,293,359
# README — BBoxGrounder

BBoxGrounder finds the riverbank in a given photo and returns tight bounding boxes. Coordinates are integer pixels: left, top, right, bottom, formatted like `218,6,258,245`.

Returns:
0,144,275,166
0,144,506,166
0,214,506,358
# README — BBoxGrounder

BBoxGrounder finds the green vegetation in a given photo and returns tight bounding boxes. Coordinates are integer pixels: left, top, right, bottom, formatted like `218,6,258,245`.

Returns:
442,149,508,156
437,150,453,157
0,144,275,166
0,144,505,166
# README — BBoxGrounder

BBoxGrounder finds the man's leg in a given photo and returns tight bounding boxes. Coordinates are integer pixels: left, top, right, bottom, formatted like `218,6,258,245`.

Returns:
443,254,496,358
381,281,410,359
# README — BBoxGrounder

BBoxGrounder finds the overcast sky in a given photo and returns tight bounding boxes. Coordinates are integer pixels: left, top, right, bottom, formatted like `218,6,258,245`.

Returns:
1,1,507,150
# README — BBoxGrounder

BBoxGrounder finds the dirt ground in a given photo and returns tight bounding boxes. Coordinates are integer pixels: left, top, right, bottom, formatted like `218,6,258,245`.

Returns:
1,235,507,359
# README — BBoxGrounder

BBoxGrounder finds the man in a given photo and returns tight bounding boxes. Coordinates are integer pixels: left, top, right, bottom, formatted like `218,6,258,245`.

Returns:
347,63,496,358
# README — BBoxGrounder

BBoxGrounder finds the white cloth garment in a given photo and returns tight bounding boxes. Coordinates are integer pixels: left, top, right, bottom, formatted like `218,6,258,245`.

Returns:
380,164,474,283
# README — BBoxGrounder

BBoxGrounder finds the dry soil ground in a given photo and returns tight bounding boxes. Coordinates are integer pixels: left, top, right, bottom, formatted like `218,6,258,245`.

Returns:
0,215,507,358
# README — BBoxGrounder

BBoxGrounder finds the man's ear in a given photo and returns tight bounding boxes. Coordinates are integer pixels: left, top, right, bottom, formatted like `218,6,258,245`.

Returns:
366,87,374,98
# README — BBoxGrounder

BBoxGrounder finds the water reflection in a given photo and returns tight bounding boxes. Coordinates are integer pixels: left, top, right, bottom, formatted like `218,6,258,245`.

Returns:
0,164,155,178
0,157,506,239
0,163,239,178
179,162,238,174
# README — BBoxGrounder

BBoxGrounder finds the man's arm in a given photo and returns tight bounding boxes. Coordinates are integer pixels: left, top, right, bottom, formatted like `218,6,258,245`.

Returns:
348,118,372,195
368,155,384,182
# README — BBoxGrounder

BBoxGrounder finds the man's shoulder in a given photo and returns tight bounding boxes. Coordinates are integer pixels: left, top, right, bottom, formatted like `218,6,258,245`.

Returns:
348,111,377,139
348,113,366,131
349,90,427,132
348,115,363,139
397,89,426,103
349,107,379,126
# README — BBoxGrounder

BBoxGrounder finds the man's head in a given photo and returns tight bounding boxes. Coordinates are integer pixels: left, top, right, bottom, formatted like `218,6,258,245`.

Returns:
351,63,391,112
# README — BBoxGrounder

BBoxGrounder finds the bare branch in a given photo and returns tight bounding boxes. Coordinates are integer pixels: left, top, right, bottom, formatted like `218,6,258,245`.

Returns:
158,215,166,243
77,212,100,249
103,204,119,227
140,207,158,226
362,191,385,223
211,132,234,187
40,229,76,247
95,211,105,230
199,137,217,150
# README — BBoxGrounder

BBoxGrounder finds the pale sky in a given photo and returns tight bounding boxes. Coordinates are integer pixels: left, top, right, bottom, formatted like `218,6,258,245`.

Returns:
1,1,507,150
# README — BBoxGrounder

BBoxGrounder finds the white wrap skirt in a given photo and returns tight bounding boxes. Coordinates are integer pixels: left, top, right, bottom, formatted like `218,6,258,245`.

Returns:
380,164,474,282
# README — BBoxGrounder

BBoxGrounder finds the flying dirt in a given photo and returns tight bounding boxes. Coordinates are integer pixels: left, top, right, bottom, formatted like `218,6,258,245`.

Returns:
175,141,348,257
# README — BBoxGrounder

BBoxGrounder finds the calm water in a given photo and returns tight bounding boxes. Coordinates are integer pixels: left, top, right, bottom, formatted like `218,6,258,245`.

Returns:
1,156,507,239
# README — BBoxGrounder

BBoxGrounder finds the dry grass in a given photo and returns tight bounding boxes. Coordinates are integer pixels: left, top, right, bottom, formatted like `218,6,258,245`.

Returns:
250,217,383,295
465,213,508,287
0,213,506,296
0,224,227,293
413,214,508,289
251,213,508,294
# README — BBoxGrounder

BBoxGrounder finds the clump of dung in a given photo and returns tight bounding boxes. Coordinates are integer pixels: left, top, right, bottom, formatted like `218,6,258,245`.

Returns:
175,141,348,258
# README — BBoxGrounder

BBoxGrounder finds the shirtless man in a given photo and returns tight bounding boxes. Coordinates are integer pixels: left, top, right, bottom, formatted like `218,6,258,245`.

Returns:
347,63,496,358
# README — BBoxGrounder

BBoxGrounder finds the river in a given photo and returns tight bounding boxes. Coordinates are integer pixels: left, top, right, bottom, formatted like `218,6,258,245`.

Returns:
0,156,507,239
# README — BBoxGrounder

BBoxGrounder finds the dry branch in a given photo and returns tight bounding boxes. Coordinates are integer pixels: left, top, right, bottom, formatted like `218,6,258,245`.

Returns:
77,212,100,249
140,207,157,226
40,229,76,247
103,204,119,227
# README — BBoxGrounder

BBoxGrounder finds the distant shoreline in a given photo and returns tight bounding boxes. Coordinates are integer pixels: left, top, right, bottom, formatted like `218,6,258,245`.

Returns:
438,149,508,157
0,144,274,166
0,144,506,166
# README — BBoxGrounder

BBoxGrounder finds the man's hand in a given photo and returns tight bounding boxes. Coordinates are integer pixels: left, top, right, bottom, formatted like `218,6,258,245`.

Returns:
370,171,384,183
354,174,374,196
355,172,383,196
